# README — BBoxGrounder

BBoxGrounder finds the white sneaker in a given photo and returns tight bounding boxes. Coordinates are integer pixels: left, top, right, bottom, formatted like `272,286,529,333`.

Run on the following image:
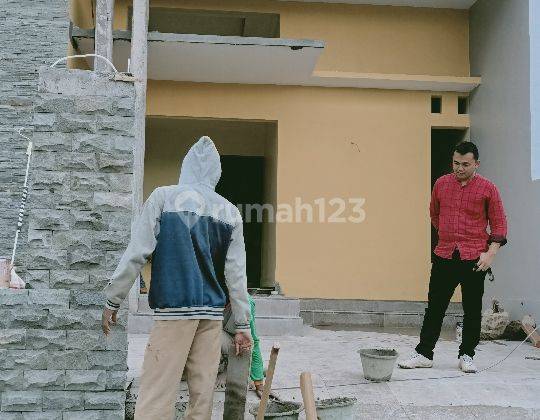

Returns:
458,355,477,373
397,351,433,369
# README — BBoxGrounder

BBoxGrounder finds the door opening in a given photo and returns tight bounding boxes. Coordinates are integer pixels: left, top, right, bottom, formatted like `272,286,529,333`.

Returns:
431,129,468,253
216,156,264,289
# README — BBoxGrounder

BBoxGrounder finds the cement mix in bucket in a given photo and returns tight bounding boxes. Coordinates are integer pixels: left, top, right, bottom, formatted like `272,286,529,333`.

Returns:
316,397,357,409
316,397,357,420
249,401,303,419
361,348,398,357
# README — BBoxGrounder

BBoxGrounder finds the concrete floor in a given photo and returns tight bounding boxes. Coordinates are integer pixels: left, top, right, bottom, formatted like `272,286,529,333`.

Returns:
127,326,540,419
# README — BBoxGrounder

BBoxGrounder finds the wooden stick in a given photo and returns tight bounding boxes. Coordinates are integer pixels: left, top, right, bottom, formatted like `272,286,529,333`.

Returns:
300,372,318,420
256,343,280,420
522,316,540,348
128,0,149,315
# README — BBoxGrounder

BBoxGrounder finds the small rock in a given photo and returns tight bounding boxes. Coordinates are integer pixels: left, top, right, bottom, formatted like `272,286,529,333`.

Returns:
481,310,510,340
492,299,504,313
502,320,527,341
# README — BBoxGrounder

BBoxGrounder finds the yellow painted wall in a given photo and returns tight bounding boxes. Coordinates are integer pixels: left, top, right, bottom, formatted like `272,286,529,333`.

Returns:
430,92,471,128
69,0,470,300
143,117,273,197
70,0,94,29
144,81,467,301
68,0,94,69
109,0,469,77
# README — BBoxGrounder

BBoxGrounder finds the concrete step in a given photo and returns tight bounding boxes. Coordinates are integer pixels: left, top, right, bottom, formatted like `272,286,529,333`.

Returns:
137,294,301,318
300,309,463,329
128,313,305,336
132,295,305,336
132,296,464,333
252,296,301,318
300,298,463,314
299,298,464,329
253,316,305,336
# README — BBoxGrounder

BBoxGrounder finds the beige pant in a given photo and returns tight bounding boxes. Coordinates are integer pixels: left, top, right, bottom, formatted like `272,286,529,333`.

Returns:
134,319,221,420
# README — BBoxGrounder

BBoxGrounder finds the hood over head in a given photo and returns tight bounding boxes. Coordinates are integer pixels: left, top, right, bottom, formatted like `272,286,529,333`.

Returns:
178,136,221,189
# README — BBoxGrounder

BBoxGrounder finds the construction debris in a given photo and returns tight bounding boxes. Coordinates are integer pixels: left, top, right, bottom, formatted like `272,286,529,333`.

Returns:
521,315,540,348
502,320,528,341
480,299,510,340
522,315,536,327
0,257,10,288
492,299,504,313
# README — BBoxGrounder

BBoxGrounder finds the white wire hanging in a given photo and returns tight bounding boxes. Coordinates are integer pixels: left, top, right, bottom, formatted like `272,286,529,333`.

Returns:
50,53,119,74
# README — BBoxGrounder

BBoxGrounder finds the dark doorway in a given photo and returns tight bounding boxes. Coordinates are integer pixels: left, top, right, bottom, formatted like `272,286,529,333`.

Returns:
431,129,467,253
216,156,264,288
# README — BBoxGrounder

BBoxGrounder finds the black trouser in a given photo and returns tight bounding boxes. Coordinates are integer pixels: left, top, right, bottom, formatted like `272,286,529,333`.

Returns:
416,250,485,359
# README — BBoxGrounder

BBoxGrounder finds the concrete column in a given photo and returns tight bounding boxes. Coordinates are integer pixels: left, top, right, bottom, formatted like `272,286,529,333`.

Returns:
128,0,149,313
14,66,135,416
94,0,115,73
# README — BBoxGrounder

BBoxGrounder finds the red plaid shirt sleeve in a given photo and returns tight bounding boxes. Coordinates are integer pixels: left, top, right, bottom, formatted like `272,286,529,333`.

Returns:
486,183,508,246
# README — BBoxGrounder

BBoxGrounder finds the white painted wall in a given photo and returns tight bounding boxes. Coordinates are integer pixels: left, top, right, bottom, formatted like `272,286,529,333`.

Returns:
531,0,540,180
470,0,540,320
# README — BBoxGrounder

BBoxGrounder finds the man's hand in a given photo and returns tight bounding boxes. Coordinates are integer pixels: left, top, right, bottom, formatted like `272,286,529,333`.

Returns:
233,331,252,356
475,252,495,272
476,242,501,272
102,308,118,336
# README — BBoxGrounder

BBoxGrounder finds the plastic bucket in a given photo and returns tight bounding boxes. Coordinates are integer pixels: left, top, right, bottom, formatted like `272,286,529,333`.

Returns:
315,397,357,420
358,348,398,382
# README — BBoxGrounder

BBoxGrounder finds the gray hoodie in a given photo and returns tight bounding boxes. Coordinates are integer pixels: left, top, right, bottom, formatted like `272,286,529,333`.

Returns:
104,136,251,332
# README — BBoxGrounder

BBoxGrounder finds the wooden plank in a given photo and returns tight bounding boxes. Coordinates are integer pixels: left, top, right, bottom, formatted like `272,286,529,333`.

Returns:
128,0,149,313
130,0,149,218
256,343,280,420
521,322,540,348
300,372,318,420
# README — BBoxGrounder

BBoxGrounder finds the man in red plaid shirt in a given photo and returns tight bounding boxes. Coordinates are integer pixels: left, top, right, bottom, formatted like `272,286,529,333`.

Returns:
399,142,508,373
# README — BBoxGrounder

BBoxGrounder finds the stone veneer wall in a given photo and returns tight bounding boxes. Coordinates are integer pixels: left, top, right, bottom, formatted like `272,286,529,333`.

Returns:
0,0,69,258
0,67,135,420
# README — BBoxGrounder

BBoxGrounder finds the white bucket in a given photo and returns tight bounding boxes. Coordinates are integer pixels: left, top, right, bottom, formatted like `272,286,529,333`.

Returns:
358,348,398,382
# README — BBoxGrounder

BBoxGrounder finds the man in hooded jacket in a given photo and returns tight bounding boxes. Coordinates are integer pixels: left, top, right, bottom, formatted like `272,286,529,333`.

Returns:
102,136,252,420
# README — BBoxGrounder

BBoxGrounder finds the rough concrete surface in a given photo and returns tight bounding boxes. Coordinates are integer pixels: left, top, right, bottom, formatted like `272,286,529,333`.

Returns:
128,325,540,419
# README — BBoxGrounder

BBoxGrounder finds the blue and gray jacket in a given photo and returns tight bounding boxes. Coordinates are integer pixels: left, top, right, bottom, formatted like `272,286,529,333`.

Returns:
104,136,251,332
